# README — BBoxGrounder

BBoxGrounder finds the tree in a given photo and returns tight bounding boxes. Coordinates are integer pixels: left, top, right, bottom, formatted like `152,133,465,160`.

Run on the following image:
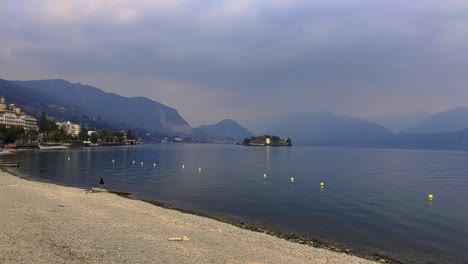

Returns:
79,128,89,141
1,126,25,144
46,121,59,134
114,131,124,142
126,129,134,140
90,132,99,144
39,111,47,133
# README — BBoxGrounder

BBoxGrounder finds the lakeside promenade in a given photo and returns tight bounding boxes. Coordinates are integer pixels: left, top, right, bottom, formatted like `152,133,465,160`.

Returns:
0,170,376,264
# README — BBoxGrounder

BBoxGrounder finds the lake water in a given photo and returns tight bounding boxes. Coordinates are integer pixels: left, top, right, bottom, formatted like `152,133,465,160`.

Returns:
4,144,468,263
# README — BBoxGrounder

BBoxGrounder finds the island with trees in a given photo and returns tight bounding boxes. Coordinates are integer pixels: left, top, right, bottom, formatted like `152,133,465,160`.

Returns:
243,135,292,146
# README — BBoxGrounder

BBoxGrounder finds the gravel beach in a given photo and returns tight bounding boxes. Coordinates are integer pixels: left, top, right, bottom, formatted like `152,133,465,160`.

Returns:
0,170,376,264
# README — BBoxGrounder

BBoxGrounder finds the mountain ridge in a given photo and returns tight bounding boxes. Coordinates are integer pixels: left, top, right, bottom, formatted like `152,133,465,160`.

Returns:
197,119,254,141
369,112,431,132
0,79,115,128
402,107,468,134
15,79,193,135
7,78,468,149
265,111,393,145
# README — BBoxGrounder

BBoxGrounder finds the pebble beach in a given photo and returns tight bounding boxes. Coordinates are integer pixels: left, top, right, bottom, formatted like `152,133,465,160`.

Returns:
0,169,377,264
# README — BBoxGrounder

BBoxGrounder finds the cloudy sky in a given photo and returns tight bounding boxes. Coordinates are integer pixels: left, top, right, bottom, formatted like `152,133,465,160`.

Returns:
1,0,468,129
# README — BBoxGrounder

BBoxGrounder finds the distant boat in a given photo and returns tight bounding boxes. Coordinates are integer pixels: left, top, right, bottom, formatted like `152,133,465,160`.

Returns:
39,142,69,150
4,144,16,150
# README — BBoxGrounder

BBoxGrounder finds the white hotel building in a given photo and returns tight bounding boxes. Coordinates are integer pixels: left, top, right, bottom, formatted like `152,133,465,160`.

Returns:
0,95,38,130
56,121,81,136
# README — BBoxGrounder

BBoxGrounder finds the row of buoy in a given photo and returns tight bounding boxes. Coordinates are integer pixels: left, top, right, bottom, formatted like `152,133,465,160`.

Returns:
113,160,199,171
70,157,435,200
267,172,434,199
67,157,189,169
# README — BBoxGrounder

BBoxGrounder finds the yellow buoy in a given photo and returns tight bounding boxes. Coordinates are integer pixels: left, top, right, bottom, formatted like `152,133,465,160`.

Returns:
67,157,70,161
140,161,144,166
290,177,295,183
428,194,434,200
153,163,156,168
198,167,202,172
263,173,267,179
181,164,185,169
320,182,325,187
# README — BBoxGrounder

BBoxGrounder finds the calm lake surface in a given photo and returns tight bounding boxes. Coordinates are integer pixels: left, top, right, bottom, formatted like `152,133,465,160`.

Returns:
4,144,468,263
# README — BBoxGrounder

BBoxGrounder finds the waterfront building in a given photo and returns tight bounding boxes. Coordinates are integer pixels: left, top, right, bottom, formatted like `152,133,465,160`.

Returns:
56,121,81,136
0,95,38,130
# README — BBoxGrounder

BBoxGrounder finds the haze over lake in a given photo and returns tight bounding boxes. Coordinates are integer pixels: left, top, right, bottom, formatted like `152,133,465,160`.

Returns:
5,144,468,263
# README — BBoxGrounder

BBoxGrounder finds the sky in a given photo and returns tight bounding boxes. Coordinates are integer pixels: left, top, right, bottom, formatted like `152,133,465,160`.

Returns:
1,0,468,130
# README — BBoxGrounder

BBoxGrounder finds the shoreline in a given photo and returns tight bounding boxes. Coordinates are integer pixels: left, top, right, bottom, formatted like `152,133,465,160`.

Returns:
134,198,401,264
143,201,401,264
0,168,383,264
1,149,400,263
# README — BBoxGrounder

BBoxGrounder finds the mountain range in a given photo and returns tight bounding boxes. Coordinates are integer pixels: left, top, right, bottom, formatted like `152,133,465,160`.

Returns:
0,79,109,127
4,78,468,149
258,111,468,149
401,107,468,134
3,79,248,139
197,119,254,141
15,79,192,135
264,112,393,146
369,112,431,132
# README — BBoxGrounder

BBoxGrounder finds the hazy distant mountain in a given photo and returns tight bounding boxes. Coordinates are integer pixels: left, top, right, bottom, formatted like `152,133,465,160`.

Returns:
197,119,254,140
369,112,431,132
15,79,192,135
265,112,392,145
385,130,468,149
5,78,468,149
401,107,468,134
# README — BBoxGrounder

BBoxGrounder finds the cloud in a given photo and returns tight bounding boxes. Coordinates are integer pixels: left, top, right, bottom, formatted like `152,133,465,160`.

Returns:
2,0,468,126
41,0,105,22
114,7,141,23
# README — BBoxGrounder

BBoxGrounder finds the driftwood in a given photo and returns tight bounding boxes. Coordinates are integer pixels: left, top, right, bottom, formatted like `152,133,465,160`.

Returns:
0,162,20,167
85,187,108,194
167,236,190,242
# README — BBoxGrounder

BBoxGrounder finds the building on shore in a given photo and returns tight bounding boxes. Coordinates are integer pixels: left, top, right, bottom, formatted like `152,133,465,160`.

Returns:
0,95,38,130
56,121,81,136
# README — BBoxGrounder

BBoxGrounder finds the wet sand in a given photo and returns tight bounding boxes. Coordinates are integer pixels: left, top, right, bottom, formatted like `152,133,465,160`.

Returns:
0,170,378,263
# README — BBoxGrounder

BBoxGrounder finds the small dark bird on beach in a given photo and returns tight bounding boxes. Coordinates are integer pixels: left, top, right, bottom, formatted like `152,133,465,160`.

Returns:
99,177,104,188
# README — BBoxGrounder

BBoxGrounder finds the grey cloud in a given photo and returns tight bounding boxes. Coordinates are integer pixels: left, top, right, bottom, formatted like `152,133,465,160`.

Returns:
2,0,468,125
